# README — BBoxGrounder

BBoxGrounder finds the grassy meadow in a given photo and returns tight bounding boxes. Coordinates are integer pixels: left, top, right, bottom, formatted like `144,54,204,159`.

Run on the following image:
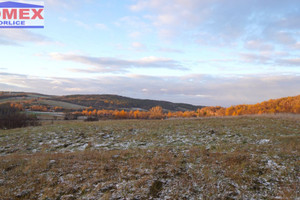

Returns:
0,115,299,199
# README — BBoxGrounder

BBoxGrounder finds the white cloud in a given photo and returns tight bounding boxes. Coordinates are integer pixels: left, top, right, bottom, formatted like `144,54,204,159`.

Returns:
158,47,184,54
240,51,300,67
49,53,187,73
244,40,274,51
277,58,300,66
271,31,297,45
1,72,299,106
240,53,272,64
129,31,142,38
130,0,300,47
0,30,52,46
131,42,147,51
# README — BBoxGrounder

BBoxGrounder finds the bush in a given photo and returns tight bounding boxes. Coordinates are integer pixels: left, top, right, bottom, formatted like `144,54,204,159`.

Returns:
64,112,78,120
0,103,39,129
84,116,99,122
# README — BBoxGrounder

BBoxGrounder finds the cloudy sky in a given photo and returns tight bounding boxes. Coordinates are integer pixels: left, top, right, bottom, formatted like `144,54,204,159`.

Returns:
0,0,299,106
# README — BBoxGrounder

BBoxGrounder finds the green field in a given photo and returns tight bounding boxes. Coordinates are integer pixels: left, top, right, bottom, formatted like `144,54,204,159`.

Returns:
38,99,88,110
0,97,32,103
0,91,87,112
0,115,299,199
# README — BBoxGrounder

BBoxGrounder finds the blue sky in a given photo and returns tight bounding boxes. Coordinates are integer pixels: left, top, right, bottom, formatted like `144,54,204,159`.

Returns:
0,0,299,106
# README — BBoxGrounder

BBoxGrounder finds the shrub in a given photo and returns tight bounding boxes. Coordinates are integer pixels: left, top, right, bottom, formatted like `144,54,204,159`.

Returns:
0,103,39,129
84,116,99,122
64,112,78,120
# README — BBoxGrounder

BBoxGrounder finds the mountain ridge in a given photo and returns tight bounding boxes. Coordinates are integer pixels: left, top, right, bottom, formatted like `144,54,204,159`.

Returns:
1,91,299,114
0,91,204,111
53,94,204,111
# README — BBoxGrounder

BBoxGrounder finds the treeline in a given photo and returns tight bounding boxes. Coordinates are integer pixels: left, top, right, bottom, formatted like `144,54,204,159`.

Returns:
2,95,299,123
77,106,166,120
0,103,39,129
224,95,300,116
77,106,222,120
75,95,300,120
9,103,64,112
197,95,300,116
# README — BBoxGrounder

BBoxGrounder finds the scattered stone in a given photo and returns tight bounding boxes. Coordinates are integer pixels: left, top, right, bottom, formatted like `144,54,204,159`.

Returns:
49,160,56,164
112,154,120,159
103,134,111,139
78,143,89,151
100,184,116,193
258,139,270,144
0,117,298,199
61,194,76,200
16,190,31,198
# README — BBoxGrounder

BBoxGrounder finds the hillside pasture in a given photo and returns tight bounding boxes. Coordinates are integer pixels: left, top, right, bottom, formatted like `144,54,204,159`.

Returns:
0,115,299,199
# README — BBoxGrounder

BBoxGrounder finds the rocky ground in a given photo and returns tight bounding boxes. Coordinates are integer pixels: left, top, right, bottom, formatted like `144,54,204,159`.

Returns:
0,115,299,199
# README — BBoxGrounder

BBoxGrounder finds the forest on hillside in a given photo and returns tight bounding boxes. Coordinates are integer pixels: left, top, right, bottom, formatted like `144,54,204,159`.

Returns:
1,94,299,125
54,94,202,111
75,95,300,120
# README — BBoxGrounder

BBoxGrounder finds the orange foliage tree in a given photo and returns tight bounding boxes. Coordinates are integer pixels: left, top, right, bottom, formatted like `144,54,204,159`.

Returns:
149,106,164,119
77,95,300,120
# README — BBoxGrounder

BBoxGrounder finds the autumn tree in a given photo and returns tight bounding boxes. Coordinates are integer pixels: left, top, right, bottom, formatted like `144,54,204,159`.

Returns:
0,103,39,129
149,106,164,119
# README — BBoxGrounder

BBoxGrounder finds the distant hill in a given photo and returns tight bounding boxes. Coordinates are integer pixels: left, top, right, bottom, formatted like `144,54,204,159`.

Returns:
225,95,300,115
1,91,299,114
198,94,300,116
0,92,203,111
54,94,203,111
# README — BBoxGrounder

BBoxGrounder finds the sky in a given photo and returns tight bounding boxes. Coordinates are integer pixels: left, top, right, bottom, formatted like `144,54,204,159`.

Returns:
0,0,299,106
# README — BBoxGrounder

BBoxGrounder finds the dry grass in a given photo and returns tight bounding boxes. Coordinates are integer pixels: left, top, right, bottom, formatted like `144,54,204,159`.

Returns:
0,115,299,199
